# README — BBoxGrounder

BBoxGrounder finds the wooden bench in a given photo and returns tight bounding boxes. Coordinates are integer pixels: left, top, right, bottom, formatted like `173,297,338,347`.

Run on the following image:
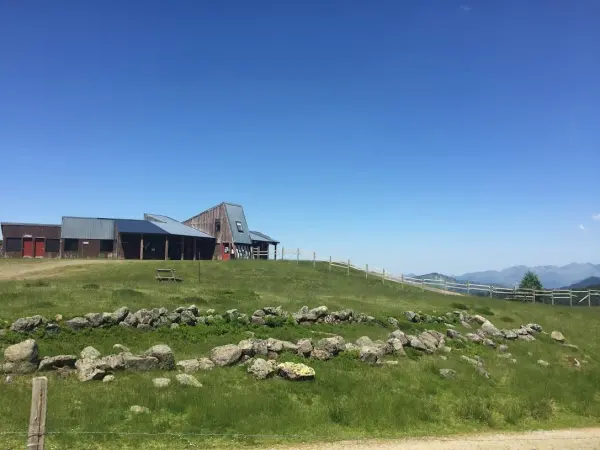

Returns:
155,268,183,282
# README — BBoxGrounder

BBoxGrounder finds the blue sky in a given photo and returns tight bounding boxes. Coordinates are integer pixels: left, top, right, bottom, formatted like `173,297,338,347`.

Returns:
1,1,599,275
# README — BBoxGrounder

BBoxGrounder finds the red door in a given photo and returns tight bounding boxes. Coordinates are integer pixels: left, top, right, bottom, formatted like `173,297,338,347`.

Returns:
35,238,45,257
222,243,230,261
23,238,34,257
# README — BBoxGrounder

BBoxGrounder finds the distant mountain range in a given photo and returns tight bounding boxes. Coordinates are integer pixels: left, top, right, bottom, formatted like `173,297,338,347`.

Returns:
454,263,600,289
563,276,600,290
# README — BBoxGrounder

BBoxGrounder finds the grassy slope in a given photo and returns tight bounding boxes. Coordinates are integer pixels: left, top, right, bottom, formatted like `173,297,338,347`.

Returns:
1,259,600,449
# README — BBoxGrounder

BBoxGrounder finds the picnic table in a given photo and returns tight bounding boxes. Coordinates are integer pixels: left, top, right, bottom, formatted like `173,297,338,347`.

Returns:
155,268,183,282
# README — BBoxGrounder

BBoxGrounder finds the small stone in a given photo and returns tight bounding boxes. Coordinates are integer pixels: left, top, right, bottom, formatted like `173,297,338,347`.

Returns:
251,316,266,325
359,346,384,364
447,329,461,339
518,334,536,342
276,362,315,381
439,355,448,361
441,346,452,353
210,344,242,366
296,339,313,356
387,317,399,328
80,346,101,360
482,339,496,348
103,375,115,383
176,359,200,373
503,330,518,340
66,317,90,330
247,358,276,379
4,339,39,363
170,323,180,329
439,368,456,379
460,321,472,329
551,331,566,343
55,314,63,322
466,333,483,343
527,323,543,332
311,349,331,360
144,344,175,370
498,345,509,353
461,355,483,367
130,405,150,414
472,315,488,324
356,336,374,347
537,359,549,367
408,336,429,352
84,312,104,328
389,330,409,345
175,374,202,387
152,377,171,388
404,311,418,322
197,358,215,371
38,355,77,371
113,344,130,353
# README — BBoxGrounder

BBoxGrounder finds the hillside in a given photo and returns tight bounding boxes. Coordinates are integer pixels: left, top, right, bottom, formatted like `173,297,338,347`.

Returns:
563,277,600,290
1,259,600,449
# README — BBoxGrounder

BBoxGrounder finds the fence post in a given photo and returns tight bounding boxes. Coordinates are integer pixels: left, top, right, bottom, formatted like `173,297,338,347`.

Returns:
296,248,300,264
347,259,350,276
328,256,331,272
569,290,573,307
365,264,368,279
382,268,386,284
532,289,535,304
489,285,493,298
401,274,404,290
313,252,316,269
551,290,554,306
27,376,48,450
421,279,424,291
444,280,448,295
589,289,592,307
467,282,470,296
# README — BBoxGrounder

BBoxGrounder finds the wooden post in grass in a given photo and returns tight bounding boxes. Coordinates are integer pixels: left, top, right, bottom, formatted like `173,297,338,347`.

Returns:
489,285,493,298
569,290,573,307
382,268,386,284
139,234,144,260
401,274,404,290
328,256,332,272
467,282,470,296
589,289,592,307
551,290,554,306
532,289,536,304
347,259,350,276
296,248,300,264
444,280,448,295
27,376,47,450
313,252,316,269
365,264,368,279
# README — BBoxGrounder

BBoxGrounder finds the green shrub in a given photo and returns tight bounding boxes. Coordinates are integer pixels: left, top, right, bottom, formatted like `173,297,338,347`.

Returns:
82,283,100,290
24,280,50,288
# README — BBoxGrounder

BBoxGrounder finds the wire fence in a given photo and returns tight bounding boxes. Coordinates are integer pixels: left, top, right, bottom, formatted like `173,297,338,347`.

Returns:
277,247,600,307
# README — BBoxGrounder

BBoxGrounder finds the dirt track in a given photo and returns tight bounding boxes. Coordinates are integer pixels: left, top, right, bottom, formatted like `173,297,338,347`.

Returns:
0,259,118,280
271,428,600,450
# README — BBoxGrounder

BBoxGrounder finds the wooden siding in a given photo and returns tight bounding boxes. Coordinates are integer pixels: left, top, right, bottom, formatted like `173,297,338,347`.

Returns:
61,239,115,259
185,203,233,246
1,224,61,258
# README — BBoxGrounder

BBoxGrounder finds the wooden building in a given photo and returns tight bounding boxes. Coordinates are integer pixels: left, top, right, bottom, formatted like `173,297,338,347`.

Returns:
184,202,279,260
0,223,61,258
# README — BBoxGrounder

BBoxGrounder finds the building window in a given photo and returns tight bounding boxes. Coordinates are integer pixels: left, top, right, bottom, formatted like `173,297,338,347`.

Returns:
45,239,60,253
100,240,114,252
215,219,221,233
235,221,243,232
5,238,22,252
64,239,79,252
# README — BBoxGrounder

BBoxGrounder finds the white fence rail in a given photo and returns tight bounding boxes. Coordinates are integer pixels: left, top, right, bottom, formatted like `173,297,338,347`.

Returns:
276,247,600,307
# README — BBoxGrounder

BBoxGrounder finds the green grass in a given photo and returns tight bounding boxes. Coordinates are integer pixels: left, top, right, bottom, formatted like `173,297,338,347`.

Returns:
1,259,600,449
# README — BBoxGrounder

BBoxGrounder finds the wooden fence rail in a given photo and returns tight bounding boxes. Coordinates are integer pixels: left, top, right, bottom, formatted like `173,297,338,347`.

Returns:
276,248,600,306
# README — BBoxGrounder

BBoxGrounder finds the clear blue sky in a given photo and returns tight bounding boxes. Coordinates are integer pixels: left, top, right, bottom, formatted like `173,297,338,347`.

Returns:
1,1,599,275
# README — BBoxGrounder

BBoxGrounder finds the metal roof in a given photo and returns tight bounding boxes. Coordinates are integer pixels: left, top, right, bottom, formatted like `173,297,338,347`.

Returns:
115,219,168,235
61,217,115,240
249,230,279,244
224,203,252,245
1,222,60,228
144,214,215,239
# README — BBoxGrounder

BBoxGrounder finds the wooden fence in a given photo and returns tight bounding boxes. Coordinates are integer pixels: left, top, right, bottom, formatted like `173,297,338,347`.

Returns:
277,247,600,307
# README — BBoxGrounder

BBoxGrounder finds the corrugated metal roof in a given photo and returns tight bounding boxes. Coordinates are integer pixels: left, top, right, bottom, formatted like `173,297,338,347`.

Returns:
144,214,215,239
61,217,115,240
224,203,252,245
1,222,60,227
115,219,168,235
249,230,279,244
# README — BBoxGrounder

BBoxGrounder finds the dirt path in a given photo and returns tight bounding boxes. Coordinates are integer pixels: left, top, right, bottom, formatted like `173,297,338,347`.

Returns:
270,428,600,450
0,259,120,280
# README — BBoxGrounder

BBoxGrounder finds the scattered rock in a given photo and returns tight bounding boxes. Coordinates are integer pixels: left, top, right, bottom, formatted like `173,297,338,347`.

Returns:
277,362,315,381
80,346,101,360
103,375,115,383
537,359,549,367
175,374,202,387
461,321,472,329
2,339,39,374
518,334,536,342
152,377,171,388
296,339,313,356
404,311,418,322
551,331,566,343
466,333,483,343
482,339,496,348
176,359,201,373
527,323,543,333
408,336,429,352
210,344,242,366
38,355,76,371
389,330,409,345
144,344,175,370
84,312,104,328
447,329,461,339
481,321,502,337
503,330,518,340
461,355,483,368
387,317,399,328
439,368,456,379
311,349,332,360
359,345,384,364
113,344,130,353
387,338,406,356
247,358,276,379
10,315,47,332
66,317,90,330
498,345,509,353
130,405,150,414
472,315,488,325
356,336,374,347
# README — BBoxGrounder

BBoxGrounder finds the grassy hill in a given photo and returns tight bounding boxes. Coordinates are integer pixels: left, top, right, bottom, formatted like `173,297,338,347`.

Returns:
1,259,600,449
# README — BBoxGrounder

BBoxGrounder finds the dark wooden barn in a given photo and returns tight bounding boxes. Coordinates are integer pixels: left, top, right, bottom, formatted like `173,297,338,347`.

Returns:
0,223,61,258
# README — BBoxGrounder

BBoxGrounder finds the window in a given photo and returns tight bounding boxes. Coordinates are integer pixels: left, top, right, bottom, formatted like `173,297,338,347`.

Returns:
45,239,60,253
5,238,22,252
235,221,243,232
64,239,78,252
215,219,221,233
100,239,114,252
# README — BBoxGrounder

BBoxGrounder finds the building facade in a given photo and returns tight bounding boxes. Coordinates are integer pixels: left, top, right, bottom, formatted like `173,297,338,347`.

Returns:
0,223,61,258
